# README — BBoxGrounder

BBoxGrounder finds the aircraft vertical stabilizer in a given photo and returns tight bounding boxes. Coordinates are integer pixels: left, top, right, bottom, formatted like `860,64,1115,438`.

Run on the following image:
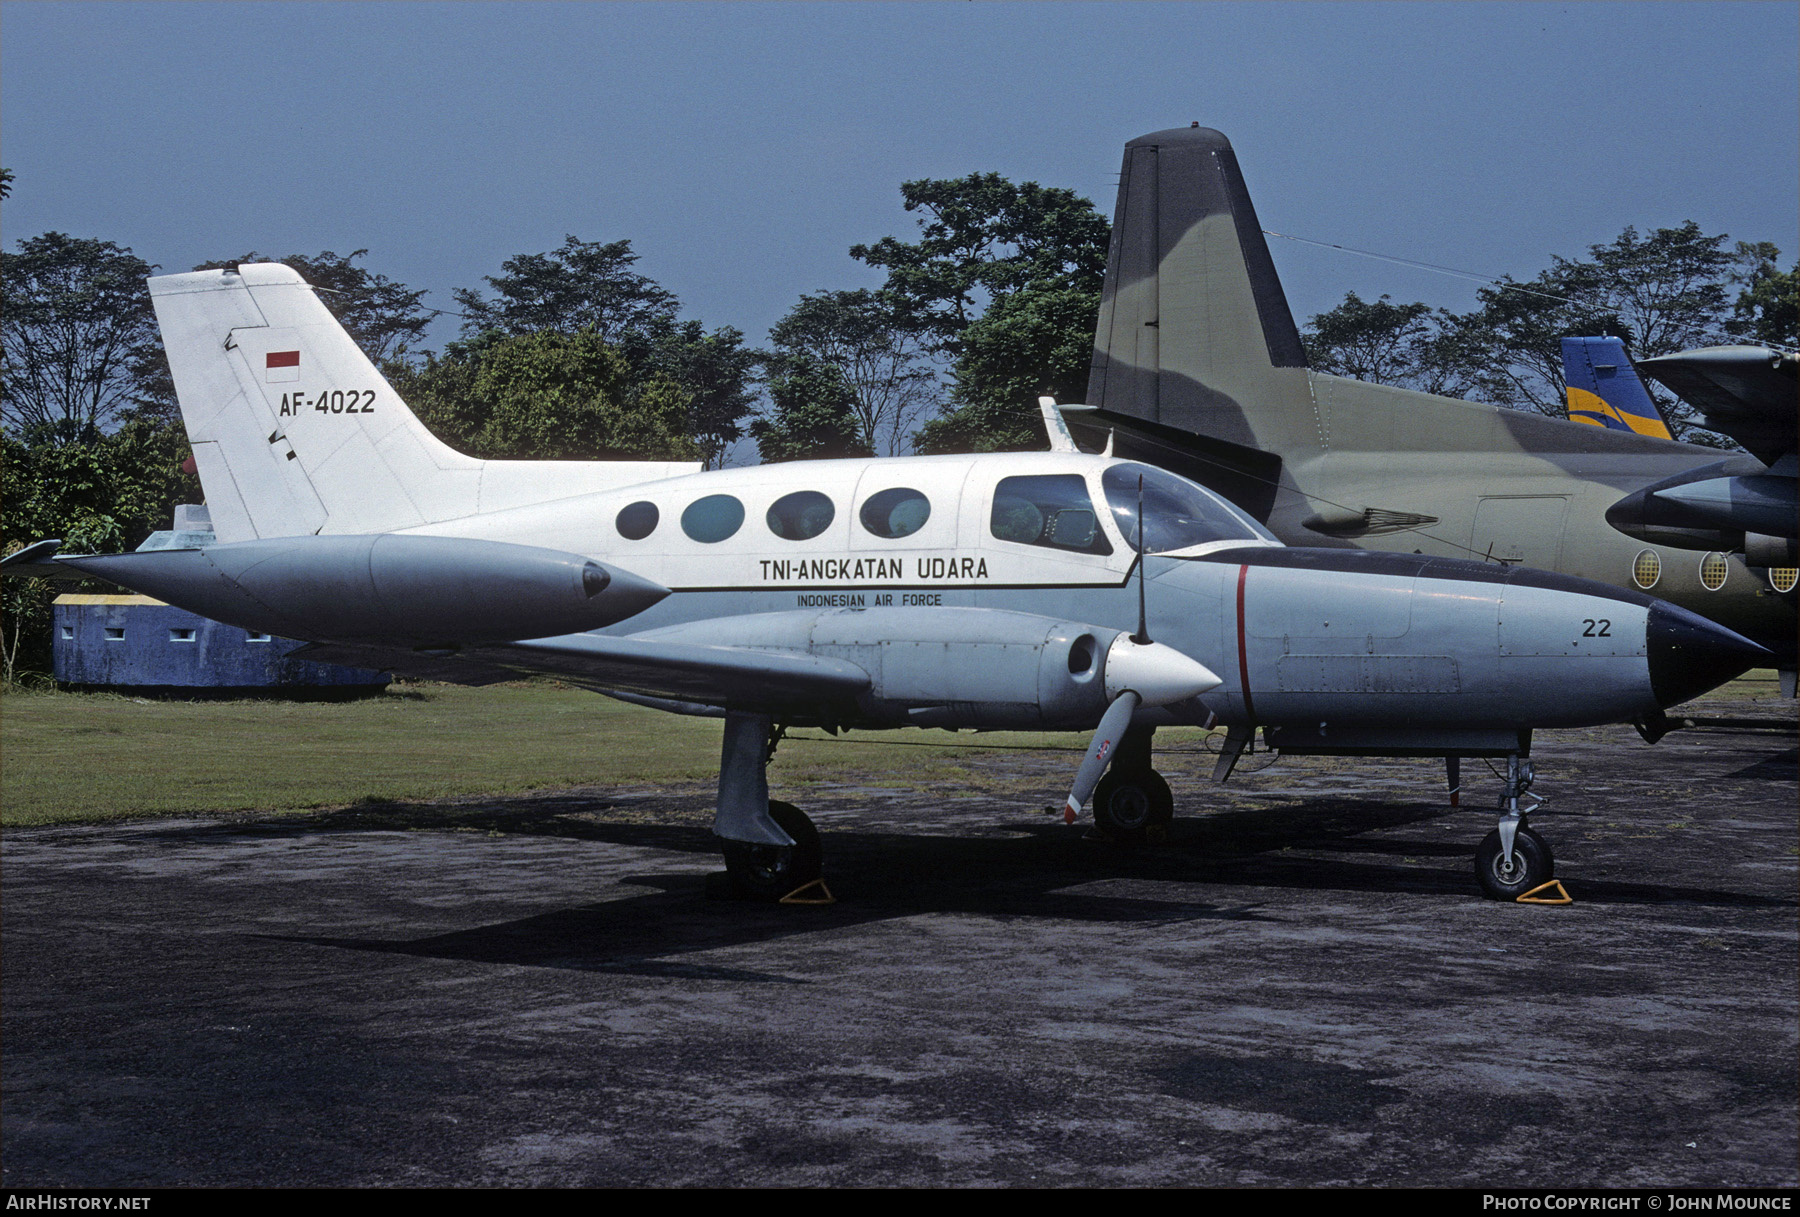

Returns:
1561,336,1674,439
1086,125,1318,453
149,265,699,543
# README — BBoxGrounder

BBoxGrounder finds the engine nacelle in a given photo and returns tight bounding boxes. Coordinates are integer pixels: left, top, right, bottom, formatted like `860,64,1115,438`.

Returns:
1745,531,1798,569
47,534,669,645
636,607,1217,730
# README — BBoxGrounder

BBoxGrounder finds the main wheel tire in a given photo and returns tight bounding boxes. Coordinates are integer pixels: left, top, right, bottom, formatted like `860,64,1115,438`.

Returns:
720,800,823,901
1092,770,1175,840
1475,824,1555,901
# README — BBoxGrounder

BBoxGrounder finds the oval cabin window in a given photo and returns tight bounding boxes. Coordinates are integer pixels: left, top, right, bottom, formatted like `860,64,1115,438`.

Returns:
766,491,836,541
681,495,745,544
859,487,931,539
616,501,659,541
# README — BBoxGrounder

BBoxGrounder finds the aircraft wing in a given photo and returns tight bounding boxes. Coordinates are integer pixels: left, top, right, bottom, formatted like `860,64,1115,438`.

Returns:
295,633,874,715
1635,346,1798,466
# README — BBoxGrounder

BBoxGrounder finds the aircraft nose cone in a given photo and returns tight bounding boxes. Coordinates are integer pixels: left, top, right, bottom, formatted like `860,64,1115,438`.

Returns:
1646,601,1770,708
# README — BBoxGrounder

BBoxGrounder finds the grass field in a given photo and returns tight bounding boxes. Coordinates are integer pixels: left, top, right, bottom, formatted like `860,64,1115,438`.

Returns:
0,680,1138,827
3,673,1786,828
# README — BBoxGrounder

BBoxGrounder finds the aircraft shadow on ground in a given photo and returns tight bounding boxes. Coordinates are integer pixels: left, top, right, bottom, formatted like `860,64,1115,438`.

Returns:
234,789,1790,976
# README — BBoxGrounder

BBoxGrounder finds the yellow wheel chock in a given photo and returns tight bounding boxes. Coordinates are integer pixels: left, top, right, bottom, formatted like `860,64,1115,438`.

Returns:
779,877,836,905
1516,879,1572,905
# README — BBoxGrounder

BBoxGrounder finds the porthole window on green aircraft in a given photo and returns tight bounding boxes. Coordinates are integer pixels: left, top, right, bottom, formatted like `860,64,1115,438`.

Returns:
1632,549,1660,589
767,490,835,541
1770,567,1798,594
681,494,745,543
859,487,931,538
990,474,1113,555
616,501,659,541
1699,551,1729,591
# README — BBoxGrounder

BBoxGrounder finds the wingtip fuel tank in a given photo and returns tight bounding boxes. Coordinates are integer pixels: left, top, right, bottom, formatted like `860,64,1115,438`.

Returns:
38,534,670,646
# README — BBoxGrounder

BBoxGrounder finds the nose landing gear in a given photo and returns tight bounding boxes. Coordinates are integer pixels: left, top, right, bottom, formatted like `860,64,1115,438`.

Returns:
1473,754,1564,902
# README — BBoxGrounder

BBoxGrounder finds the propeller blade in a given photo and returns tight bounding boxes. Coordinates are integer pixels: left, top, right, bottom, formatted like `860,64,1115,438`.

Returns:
1064,690,1141,822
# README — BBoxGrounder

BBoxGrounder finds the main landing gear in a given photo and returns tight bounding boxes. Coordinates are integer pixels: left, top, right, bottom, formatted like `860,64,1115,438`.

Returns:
719,800,823,901
1089,725,1174,840
1469,753,1561,902
711,711,828,902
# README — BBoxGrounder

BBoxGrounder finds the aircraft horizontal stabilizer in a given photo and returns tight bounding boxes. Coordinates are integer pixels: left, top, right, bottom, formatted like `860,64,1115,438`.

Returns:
1636,346,1798,466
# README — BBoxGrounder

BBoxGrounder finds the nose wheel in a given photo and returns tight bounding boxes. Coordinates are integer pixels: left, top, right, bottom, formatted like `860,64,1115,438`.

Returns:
1473,753,1559,901
1475,821,1555,900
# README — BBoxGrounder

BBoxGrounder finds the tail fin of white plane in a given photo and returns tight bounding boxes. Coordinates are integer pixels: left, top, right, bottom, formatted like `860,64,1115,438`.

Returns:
149,264,699,542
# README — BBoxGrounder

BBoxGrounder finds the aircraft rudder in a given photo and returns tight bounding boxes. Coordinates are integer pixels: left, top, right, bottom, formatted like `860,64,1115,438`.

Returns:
1560,336,1674,440
1089,125,1312,452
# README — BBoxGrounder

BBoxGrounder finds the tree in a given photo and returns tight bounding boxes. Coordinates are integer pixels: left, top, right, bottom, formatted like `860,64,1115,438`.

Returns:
1,234,168,437
1302,292,1489,401
1458,223,1736,432
453,235,679,345
634,317,761,469
194,250,431,363
1,418,200,682
749,352,873,463
914,281,1097,454
851,174,1109,357
1726,241,1798,349
767,290,937,456
385,329,698,462
852,174,1110,453
449,236,757,463
1304,222,1764,446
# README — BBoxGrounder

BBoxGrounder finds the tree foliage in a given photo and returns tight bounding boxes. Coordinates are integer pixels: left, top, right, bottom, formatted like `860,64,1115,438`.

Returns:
1726,241,1799,349
851,175,1108,356
850,174,1110,453
1,234,168,437
767,290,936,456
1,418,200,681
386,330,698,462
750,352,873,463
1302,222,1788,445
454,235,679,345
449,235,756,465
632,317,761,469
915,281,1100,453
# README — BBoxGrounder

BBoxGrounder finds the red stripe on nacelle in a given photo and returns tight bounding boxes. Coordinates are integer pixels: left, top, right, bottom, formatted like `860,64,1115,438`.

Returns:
266,351,300,368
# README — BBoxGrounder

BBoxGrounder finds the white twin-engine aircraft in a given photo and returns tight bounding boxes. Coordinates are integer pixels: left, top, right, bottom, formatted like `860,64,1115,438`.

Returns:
5,265,1767,901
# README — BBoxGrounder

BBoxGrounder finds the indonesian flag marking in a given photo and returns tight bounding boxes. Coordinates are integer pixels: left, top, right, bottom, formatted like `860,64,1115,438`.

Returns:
266,350,300,383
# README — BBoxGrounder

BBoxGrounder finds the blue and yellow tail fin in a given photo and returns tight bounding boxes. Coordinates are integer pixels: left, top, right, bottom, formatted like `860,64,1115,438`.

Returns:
1561,336,1674,440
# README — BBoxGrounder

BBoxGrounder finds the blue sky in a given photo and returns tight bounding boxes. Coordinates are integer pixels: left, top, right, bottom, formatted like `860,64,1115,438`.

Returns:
4,1,1796,357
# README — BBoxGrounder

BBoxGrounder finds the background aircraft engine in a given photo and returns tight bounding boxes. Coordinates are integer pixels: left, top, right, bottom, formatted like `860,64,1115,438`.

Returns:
43,535,670,646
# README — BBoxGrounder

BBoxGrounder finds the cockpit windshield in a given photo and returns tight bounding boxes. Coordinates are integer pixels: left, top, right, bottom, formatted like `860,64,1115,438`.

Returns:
1101,462,1278,553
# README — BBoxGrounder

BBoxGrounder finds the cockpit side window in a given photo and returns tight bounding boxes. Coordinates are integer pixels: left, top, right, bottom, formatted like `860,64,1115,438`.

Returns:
1101,462,1276,552
990,475,1113,555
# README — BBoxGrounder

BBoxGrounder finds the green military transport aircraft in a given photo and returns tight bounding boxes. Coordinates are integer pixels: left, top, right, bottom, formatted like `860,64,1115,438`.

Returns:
1071,125,1797,696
